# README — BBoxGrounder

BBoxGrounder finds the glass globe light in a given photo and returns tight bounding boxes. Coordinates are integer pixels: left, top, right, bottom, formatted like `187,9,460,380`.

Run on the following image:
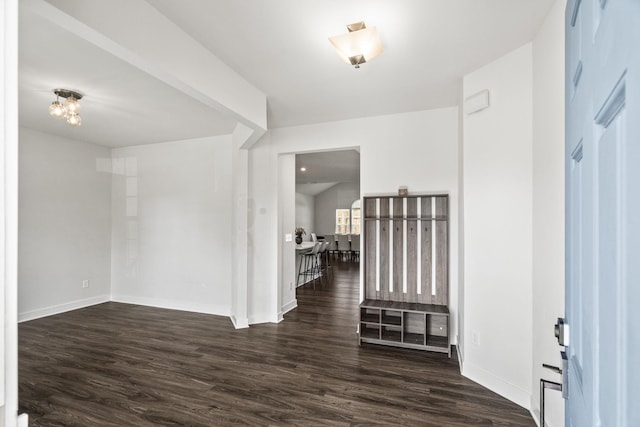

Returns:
66,112,82,127
64,96,80,114
49,100,66,118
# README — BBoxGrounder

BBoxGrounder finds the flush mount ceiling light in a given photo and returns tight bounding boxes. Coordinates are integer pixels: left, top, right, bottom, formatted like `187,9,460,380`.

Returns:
328,21,383,69
49,88,83,127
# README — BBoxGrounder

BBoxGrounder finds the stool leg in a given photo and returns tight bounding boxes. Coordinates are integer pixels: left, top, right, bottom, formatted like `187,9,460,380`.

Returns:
296,253,304,287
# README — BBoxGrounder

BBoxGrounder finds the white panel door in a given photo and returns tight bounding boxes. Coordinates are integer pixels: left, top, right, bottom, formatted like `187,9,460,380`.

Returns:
565,0,640,426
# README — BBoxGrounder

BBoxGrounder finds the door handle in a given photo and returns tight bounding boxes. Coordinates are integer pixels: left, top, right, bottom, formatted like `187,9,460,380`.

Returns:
554,317,569,346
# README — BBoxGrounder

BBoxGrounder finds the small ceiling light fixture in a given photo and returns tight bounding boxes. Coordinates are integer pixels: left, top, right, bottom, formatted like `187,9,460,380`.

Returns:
328,21,383,69
300,167,307,172
49,88,83,127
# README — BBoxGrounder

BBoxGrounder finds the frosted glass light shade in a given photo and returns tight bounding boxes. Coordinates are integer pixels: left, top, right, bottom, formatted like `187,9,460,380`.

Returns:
49,101,66,117
64,96,81,114
66,112,82,127
329,23,383,66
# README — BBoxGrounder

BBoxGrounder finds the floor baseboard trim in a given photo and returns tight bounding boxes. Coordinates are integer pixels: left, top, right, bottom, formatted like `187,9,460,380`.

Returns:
110,294,228,318
248,312,279,325
281,299,298,315
230,314,249,329
462,361,531,410
530,399,561,427
18,295,110,323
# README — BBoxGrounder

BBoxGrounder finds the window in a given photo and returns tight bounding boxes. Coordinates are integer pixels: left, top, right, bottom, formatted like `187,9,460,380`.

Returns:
335,209,350,235
351,199,361,235
335,199,361,235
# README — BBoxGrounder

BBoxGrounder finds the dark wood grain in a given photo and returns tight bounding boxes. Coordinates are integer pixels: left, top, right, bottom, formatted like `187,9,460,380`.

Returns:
406,196,418,303
364,215,378,301
421,217,434,304
435,219,449,305
19,260,534,426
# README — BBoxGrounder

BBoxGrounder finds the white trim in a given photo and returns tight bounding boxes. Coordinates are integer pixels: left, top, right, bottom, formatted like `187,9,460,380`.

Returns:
281,299,298,315
248,312,279,325
529,406,560,427
17,413,28,427
531,408,541,427
375,198,380,292
402,198,407,294
417,197,421,294
110,294,229,318
18,295,110,323
462,361,531,410
230,314,249,329
3,0,19,422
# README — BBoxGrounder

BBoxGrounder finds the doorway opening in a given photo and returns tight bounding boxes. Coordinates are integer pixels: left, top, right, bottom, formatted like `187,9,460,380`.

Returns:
293,149,361,304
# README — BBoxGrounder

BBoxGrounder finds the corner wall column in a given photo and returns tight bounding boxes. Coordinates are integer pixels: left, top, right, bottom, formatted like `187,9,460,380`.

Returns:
230,124,254,329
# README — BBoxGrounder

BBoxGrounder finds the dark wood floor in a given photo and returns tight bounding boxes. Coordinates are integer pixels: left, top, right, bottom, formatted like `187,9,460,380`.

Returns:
19,259,535,426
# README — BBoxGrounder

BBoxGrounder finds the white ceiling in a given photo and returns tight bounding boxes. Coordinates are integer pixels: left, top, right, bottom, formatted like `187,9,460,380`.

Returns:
18,0,556,147
147,0,556,128
18,8,238,147
296,150,360,184
295,149,360,195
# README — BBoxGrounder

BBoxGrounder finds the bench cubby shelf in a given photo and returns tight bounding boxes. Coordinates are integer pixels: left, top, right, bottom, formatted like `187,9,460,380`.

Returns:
359,299,450,356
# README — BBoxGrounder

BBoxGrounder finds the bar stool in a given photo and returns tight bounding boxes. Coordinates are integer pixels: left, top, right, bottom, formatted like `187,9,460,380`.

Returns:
296,242,323,288
318,241,331,281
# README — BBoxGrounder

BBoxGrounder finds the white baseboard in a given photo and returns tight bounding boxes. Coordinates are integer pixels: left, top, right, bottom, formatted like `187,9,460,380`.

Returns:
248,311,280,325
531,408,541,427
18,294,110,323
230,314,249,329
530,395,562,427
281,299,297,315
461,361,531,410
110,294,229,318
456,343,464,373
529,410,559,427
17,413,29,427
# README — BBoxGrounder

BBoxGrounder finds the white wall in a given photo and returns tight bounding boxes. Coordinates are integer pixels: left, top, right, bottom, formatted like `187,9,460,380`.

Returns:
18,128,112,321
110,136,233,316
3,1,20,420
462,44,533,408
531,1,566,425
313,182,360,236
294,192,315,242
277,154,297,318
248,107,460,338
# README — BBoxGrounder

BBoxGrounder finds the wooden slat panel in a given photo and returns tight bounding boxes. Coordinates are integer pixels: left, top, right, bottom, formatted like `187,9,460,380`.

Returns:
364,217,378,300
420,219,433,304
435,196,448,218
421,197,432,220
391,219,403,302
379,198,389,218
379,218,390,300
363,194,448,308
406,198,418,303
392,197,403,217
364,198,377,218
435,220,448,305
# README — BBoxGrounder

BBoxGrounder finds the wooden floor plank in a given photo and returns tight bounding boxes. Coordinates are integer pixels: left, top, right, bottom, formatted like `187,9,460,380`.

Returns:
19,260,534,426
